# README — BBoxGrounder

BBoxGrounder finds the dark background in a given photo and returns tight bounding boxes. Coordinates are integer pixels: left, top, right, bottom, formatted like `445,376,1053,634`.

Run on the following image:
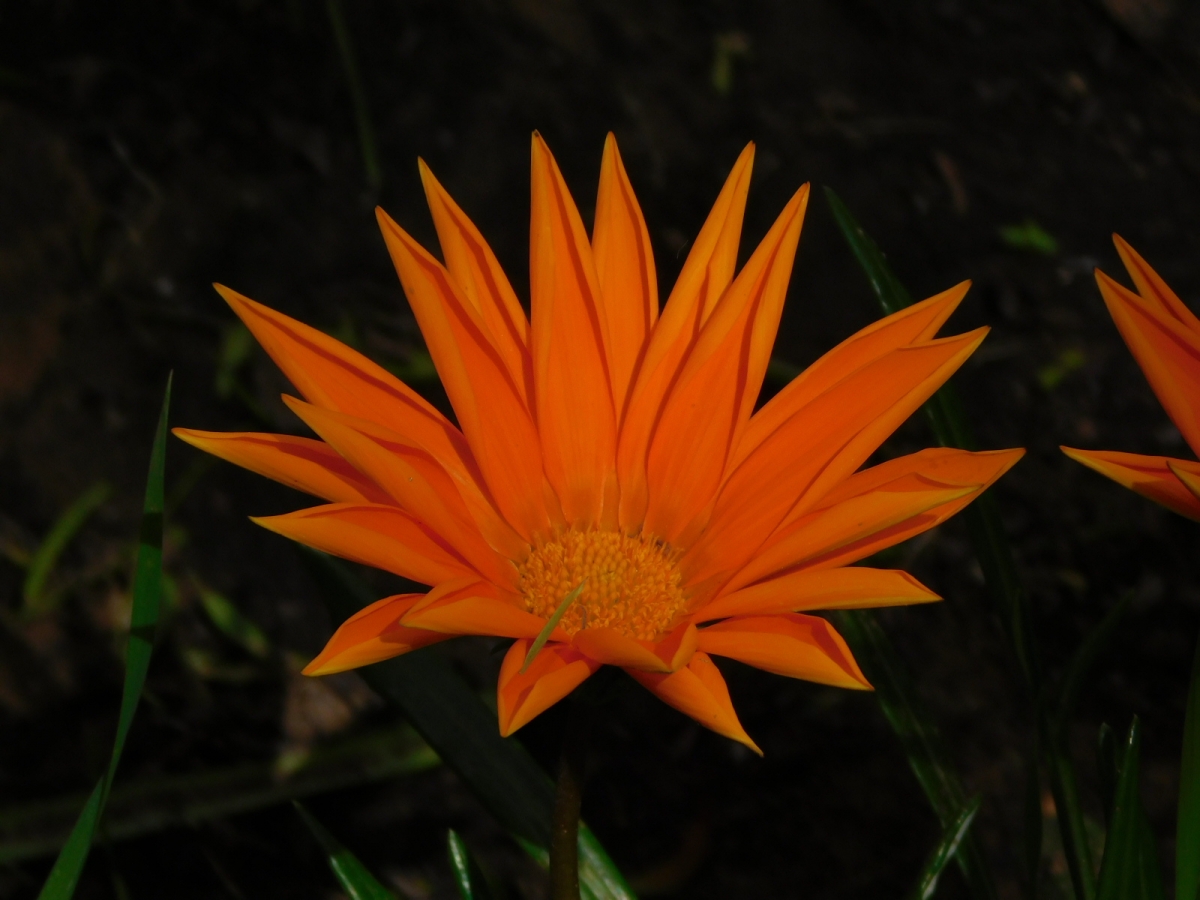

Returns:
2,0,1200,897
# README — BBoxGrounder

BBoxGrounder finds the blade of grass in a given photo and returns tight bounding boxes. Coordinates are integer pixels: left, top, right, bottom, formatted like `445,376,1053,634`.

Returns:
524,580,585,671
36,374,171,900
22,481,112,617
909,796,982,900
325,0,381,189
834,610,998,900
448,829,495,900
825,188,1100,900
1057,594,1132,724
294,802,397,900
193,577,271,659
1178,632,1200,900
299,549,637,900
1096,718,1164,900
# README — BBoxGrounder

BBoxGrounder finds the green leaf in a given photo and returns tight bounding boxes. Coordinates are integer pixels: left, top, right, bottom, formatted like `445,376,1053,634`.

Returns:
1097,723,1119,828
447,829,494,900
37,374,171,900
1096,718,1165,900
833,610,997,900
909,796,982,900
23,481,113,617
293,802,397,900
998,220,1060,257
299,550,637,900
194,578,271,659
1178,632,1200,900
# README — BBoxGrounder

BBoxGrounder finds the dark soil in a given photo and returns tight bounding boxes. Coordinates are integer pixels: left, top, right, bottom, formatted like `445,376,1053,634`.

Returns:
2,1,1200,898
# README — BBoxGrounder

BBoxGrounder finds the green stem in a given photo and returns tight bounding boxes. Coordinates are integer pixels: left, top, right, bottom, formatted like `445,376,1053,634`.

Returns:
550,703,589,900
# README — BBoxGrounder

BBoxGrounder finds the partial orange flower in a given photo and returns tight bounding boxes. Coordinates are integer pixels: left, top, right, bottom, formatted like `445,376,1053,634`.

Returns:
1062,236,1200,519
176,134,1023,753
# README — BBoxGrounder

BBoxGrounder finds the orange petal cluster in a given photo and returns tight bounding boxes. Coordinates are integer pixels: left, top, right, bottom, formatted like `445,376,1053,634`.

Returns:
175,133,1024,753
1062,236,1200,519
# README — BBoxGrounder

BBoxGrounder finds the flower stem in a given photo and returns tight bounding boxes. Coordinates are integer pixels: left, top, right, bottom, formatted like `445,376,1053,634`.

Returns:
549,701,589,900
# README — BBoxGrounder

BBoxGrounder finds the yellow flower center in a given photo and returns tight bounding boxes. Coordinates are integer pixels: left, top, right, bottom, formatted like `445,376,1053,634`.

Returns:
517,530,689,640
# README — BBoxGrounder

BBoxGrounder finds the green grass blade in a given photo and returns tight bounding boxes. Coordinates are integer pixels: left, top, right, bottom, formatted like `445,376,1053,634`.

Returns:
299,550,637,900
194,579,271,659
37,374,171,900
909,796,982,900
294,802,397,900
524,580,585,671
325,0,381,189
1096,719,1150,900
447,829,494,900
834,610,998,900
1178,633,1200,900
1058,594,1132,724
23,481,112,617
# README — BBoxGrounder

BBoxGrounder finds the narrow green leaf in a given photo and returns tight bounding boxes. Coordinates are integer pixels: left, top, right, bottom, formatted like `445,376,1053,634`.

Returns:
834,610,997,900
1096,718,1146,900
325,0,381,189
293,802,397,900
447,829,494,900
1178,632,1200,900
194,579,271,659
1058,594,1132,724
23,481,112,617
37,374,171,900
1097,723,1119,828
524,580,586,672
998,220,1060,257
299,550,637,900
909,796,982,900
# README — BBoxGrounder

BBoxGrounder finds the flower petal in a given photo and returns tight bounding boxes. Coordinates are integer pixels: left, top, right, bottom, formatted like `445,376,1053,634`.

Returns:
378,208,552,543
720,447,1024,591
283,398,519,588
728,282,969,475
685,333,989,584
403,588,561,640
497,639,599,735
1062,447,1200,520
418,160,533,408
252,502,476,586
530,133,618,528
643,184,810,544
694,567,939,623
302,592,450,675
216,285,479,490
616,144,755,530
628,652,761,754
593,133,658,418
697,614,870,689
172,428,391,504
572,622,696,672
1113,234,1200,330
1096,269,1200,454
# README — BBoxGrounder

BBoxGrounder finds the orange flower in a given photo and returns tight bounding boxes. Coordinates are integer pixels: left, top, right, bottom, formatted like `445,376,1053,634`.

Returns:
176,134,1022,753
1062,236,1200,519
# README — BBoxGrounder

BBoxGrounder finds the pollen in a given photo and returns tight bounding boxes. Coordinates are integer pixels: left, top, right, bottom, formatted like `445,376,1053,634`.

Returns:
517,529,689,641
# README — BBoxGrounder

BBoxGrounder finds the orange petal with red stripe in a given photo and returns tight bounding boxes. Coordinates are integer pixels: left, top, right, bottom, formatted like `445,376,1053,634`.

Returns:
628,652,760,754
283,398,518,588
252,502,476,586
729,282,969,474
570,620,697,674
1062,447,1200,520
1113,235,1200,330
695,567,939,623
722,447,1024,591
418,160,533,409
697,614,870,689
685,332,988,583
593,133,658,418
302,593,450,675
643,184,810,543
378,208,551,543
1096,270,1200,454
616,144,755,530
497,639,599,735
530,133,617,527
172,428,391,504
403,591,562,640
216,285,478,489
